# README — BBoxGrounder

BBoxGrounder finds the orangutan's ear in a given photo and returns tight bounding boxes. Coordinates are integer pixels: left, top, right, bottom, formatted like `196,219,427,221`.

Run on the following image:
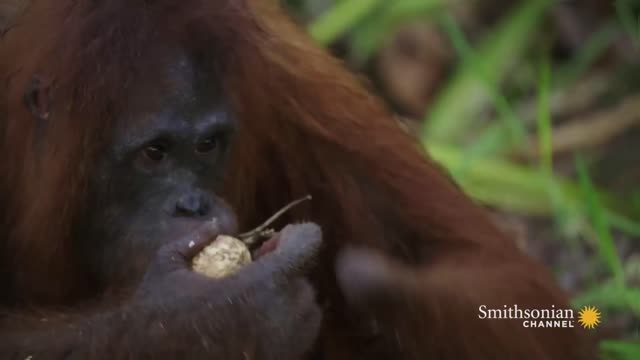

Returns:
23,77,52,122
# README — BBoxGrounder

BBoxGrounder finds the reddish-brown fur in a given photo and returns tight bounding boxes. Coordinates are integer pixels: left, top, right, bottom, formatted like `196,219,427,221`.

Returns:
1,0,594,358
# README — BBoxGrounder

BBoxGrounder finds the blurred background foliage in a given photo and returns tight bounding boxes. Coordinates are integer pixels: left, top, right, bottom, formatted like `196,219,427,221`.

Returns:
282,0,640,358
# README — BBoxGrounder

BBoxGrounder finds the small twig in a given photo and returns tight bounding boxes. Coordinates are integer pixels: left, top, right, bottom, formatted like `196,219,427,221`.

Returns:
238,195,312,246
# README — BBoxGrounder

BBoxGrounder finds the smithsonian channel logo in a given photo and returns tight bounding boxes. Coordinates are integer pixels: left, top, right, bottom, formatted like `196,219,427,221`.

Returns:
478,305,601,329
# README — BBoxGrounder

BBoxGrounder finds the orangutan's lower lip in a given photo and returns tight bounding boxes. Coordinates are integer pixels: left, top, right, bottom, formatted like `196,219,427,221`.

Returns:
252,236,280,259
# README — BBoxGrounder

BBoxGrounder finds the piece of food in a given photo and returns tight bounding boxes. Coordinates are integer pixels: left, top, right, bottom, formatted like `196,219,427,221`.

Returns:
192,235,252,278
192,195,311,278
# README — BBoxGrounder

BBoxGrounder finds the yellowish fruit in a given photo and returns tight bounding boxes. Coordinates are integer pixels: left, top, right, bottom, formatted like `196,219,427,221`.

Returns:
192,235,252,278
191,195,312,278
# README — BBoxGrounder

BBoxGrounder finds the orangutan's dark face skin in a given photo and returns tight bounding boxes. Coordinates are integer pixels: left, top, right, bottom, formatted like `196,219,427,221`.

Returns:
84,50,238,285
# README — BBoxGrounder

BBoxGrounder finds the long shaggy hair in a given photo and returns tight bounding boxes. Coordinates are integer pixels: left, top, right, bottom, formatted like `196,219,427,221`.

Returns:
1,0,510,303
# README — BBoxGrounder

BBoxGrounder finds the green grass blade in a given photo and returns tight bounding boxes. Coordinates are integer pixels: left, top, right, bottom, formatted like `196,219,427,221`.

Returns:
308,0,384,45
426,144,639,238
601,340,640,360
350,0,446,63
615,0,640,47
574,281,640,316
535,57,579,234
537,57,553,173
607,213,640,237
576,155,626,287
440,14,527,146
428,144,596,214
423,0,552,143
556,23,620,87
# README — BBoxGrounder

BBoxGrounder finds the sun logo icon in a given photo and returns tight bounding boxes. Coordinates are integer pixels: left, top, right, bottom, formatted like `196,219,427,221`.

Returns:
578,306,601,329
